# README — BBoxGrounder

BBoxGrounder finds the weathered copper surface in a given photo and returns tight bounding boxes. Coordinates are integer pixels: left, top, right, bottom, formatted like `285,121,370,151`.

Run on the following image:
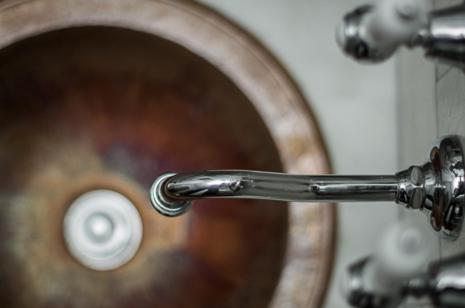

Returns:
0,1,336,307
0,28,288,307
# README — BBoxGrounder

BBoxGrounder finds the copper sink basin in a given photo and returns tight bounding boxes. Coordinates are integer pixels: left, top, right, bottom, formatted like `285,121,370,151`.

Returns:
0,1,335,307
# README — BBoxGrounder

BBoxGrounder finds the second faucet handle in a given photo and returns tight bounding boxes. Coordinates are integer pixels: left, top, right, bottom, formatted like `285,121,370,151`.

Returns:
343,220,432,308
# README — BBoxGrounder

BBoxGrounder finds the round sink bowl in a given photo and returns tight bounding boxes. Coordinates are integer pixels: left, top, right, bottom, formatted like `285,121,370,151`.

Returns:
0,1,335,307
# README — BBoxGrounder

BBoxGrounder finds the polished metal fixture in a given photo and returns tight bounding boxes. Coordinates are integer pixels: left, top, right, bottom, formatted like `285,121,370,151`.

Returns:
406,253,465,308
336,0,465,68
344,220,431,308
150,135,465,240
344,220,465,308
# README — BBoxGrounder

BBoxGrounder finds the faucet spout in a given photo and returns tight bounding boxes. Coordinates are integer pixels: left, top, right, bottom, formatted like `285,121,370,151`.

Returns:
150,170,401,217
149,136,465,240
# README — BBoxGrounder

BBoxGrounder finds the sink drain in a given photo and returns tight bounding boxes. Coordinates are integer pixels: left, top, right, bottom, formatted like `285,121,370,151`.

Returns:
63,189,143,271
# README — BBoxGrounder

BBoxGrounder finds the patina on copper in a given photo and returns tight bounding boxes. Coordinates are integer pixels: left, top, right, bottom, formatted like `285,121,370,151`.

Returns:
0,1,336,307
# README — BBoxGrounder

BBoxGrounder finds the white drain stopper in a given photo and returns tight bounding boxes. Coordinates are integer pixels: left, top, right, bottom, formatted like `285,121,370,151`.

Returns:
63,190,143,271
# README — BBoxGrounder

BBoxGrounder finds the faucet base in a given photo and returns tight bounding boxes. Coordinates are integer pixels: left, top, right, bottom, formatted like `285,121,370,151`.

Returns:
425,136,465,240
396,136,465,240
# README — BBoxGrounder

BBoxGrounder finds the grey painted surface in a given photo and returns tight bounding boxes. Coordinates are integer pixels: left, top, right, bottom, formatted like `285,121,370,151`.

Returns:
396,46,437,308
196,1,399,307
396,46,437,256
397,48,436,170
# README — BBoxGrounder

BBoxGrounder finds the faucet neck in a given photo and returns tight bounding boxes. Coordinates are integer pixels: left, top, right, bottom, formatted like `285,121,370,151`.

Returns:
149,136,465,240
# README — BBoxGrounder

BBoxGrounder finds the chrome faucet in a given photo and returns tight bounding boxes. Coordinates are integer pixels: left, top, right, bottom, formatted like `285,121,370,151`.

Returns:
150,135,465,240
345,220,465,308
336,0,465,68
406,253,465,308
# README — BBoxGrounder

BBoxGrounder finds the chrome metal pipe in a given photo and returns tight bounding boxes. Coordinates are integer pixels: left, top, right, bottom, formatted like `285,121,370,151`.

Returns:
150,171,405,218
161,171,399,202
149,136,465,240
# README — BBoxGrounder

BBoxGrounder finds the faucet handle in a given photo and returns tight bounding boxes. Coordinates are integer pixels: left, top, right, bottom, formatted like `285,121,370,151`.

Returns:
407,253,465,308
344,219,465,308
343,220,431,308
336,0,432,62
336,0,465,68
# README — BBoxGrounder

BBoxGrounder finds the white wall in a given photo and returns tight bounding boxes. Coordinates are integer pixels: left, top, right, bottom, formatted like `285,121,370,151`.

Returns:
196,1,399,307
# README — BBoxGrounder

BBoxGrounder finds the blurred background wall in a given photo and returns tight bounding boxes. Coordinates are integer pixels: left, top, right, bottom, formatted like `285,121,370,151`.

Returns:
197,1,399,307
